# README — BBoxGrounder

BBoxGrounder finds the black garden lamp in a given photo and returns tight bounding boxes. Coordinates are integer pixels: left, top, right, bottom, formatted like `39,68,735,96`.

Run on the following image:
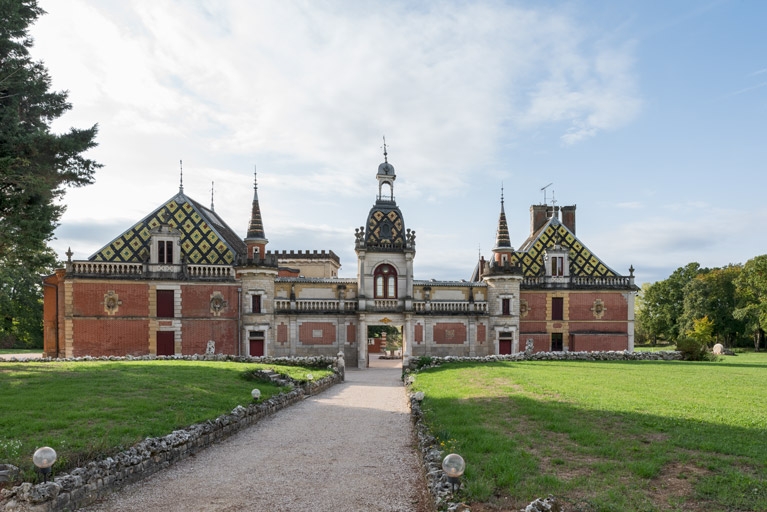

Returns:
33,446,57,483
442,453,465,493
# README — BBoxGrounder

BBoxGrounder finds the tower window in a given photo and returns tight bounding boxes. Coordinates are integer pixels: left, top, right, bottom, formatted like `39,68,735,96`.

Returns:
502,298,511,316
374,264,397,299
252,294,262,313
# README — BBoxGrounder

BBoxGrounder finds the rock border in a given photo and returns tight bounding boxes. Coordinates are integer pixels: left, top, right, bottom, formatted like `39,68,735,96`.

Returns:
1,356,341,512
405,350,683,512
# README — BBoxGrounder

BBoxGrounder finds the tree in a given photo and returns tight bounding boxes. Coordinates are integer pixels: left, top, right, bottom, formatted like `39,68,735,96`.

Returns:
734,255,767,351
681,265,744,347
637,263,704,344
0,0,100,347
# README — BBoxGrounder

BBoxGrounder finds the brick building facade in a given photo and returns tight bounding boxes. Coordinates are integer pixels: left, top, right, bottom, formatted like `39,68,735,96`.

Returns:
44,151,637,366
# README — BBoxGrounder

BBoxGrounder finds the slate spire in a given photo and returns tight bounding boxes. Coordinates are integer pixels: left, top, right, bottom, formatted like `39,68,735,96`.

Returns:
246,169,266,240
494,187,511,249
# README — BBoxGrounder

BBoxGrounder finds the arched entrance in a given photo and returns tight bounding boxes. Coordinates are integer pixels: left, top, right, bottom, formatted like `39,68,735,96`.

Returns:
366,323,403,369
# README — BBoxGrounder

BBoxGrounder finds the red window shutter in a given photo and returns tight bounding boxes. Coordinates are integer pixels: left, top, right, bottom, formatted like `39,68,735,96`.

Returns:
552,297,563,320
157,290,174,318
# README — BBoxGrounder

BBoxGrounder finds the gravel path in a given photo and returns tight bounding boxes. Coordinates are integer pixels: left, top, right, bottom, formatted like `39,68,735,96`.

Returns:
82,358,432,512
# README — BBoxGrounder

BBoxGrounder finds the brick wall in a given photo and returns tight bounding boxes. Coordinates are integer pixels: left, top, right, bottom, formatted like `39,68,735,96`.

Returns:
520,292,547,321
180,320,237,354
570,334,628,352
72,319,150,357
180,284,240,318
346,323,356,343
433,322,467,344
299,321,336,345
414,323,423,343
567,292,627,321
72,282,149,317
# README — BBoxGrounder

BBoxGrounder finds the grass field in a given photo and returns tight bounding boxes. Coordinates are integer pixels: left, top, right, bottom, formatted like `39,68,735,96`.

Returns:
412,353,767,511
0,360,331,482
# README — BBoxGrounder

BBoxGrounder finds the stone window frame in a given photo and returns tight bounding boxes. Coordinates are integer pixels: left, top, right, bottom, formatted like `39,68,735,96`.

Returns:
246,289,267,314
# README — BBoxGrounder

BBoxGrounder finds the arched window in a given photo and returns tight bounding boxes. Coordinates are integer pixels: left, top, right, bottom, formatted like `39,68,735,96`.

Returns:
374,264,397,298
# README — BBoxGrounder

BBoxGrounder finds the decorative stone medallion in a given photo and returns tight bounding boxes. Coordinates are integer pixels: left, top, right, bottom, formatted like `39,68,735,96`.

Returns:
209,292,228,316
103,290,122,315
519,299,530,318
591,298,606,319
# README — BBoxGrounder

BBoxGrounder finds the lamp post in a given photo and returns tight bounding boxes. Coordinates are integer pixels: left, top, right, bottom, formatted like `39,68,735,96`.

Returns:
32,447,57,484
442,453,465,493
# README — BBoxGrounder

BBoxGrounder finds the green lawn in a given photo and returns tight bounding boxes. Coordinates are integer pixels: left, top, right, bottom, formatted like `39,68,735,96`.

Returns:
412,353,767,511
0,360,331,482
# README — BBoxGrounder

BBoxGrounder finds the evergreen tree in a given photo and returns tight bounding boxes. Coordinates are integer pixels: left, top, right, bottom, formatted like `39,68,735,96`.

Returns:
0,0,100,347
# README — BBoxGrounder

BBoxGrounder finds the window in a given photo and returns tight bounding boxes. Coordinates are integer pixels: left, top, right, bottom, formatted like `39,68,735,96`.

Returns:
552,297,564,321
373,264,397,298
252,294,261,313
157,241,173,264
551,333,563,351
157,290,174,318
552,256,564,276
501,298,511,316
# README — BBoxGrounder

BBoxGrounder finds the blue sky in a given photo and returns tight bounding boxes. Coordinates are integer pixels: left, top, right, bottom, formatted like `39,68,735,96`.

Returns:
31,0,766,285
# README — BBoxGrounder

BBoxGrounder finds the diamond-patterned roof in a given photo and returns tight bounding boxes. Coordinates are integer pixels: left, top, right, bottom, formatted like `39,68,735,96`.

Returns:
90,192,246,265
512,217,617,278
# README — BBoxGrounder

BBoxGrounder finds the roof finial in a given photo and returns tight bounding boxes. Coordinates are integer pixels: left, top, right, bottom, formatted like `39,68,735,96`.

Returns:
254,165,258,191
179,160,184,193
211,181,215,211
501,182,505,206
382,136,388,163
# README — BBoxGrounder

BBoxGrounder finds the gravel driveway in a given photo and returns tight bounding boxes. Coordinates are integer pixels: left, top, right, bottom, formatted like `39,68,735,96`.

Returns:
82,358,433,512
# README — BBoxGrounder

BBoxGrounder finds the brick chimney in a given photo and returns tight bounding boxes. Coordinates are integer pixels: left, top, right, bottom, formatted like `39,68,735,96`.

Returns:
561,205,576,235
530,205,548,235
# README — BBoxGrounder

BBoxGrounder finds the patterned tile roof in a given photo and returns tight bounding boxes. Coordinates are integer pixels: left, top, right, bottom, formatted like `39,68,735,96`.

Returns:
89,192,246,265
512,216,618,278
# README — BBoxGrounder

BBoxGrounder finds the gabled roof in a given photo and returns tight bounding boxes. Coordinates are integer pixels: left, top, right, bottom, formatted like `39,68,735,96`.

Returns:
89,191,246,265
512,216,618,278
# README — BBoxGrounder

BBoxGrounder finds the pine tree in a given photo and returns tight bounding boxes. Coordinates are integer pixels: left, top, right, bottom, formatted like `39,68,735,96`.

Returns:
0,0,100,347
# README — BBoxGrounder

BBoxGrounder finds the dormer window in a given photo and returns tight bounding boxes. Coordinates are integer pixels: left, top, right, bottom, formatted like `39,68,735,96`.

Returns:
150,224,181,265
158,241,173,264
552,256,564,276
544,247,569,278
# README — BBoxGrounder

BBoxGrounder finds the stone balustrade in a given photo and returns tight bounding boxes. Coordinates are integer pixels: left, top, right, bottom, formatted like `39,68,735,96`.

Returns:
273,299,358,312
522,275,635,289
413,301,487,314
69,261,144,276
186,264,234,279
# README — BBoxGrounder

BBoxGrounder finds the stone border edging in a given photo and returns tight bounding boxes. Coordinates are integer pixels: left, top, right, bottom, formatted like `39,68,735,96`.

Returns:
405,350,684,512
1,359,341,512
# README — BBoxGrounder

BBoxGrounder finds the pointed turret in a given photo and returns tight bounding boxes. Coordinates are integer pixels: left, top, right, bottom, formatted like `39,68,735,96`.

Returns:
245,169,268,261
492,188,514,265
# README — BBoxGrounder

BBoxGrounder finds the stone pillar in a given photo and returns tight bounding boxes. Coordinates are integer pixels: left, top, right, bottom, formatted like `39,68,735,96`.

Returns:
289,316,298,357
357,314,368,369
403,313,414,365
468,317,476,357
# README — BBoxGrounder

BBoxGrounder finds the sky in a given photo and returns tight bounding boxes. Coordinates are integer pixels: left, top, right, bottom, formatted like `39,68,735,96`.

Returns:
29,0,767,286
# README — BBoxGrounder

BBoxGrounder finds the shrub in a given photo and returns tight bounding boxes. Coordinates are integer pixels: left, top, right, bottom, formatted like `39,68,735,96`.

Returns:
676,336,717,361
